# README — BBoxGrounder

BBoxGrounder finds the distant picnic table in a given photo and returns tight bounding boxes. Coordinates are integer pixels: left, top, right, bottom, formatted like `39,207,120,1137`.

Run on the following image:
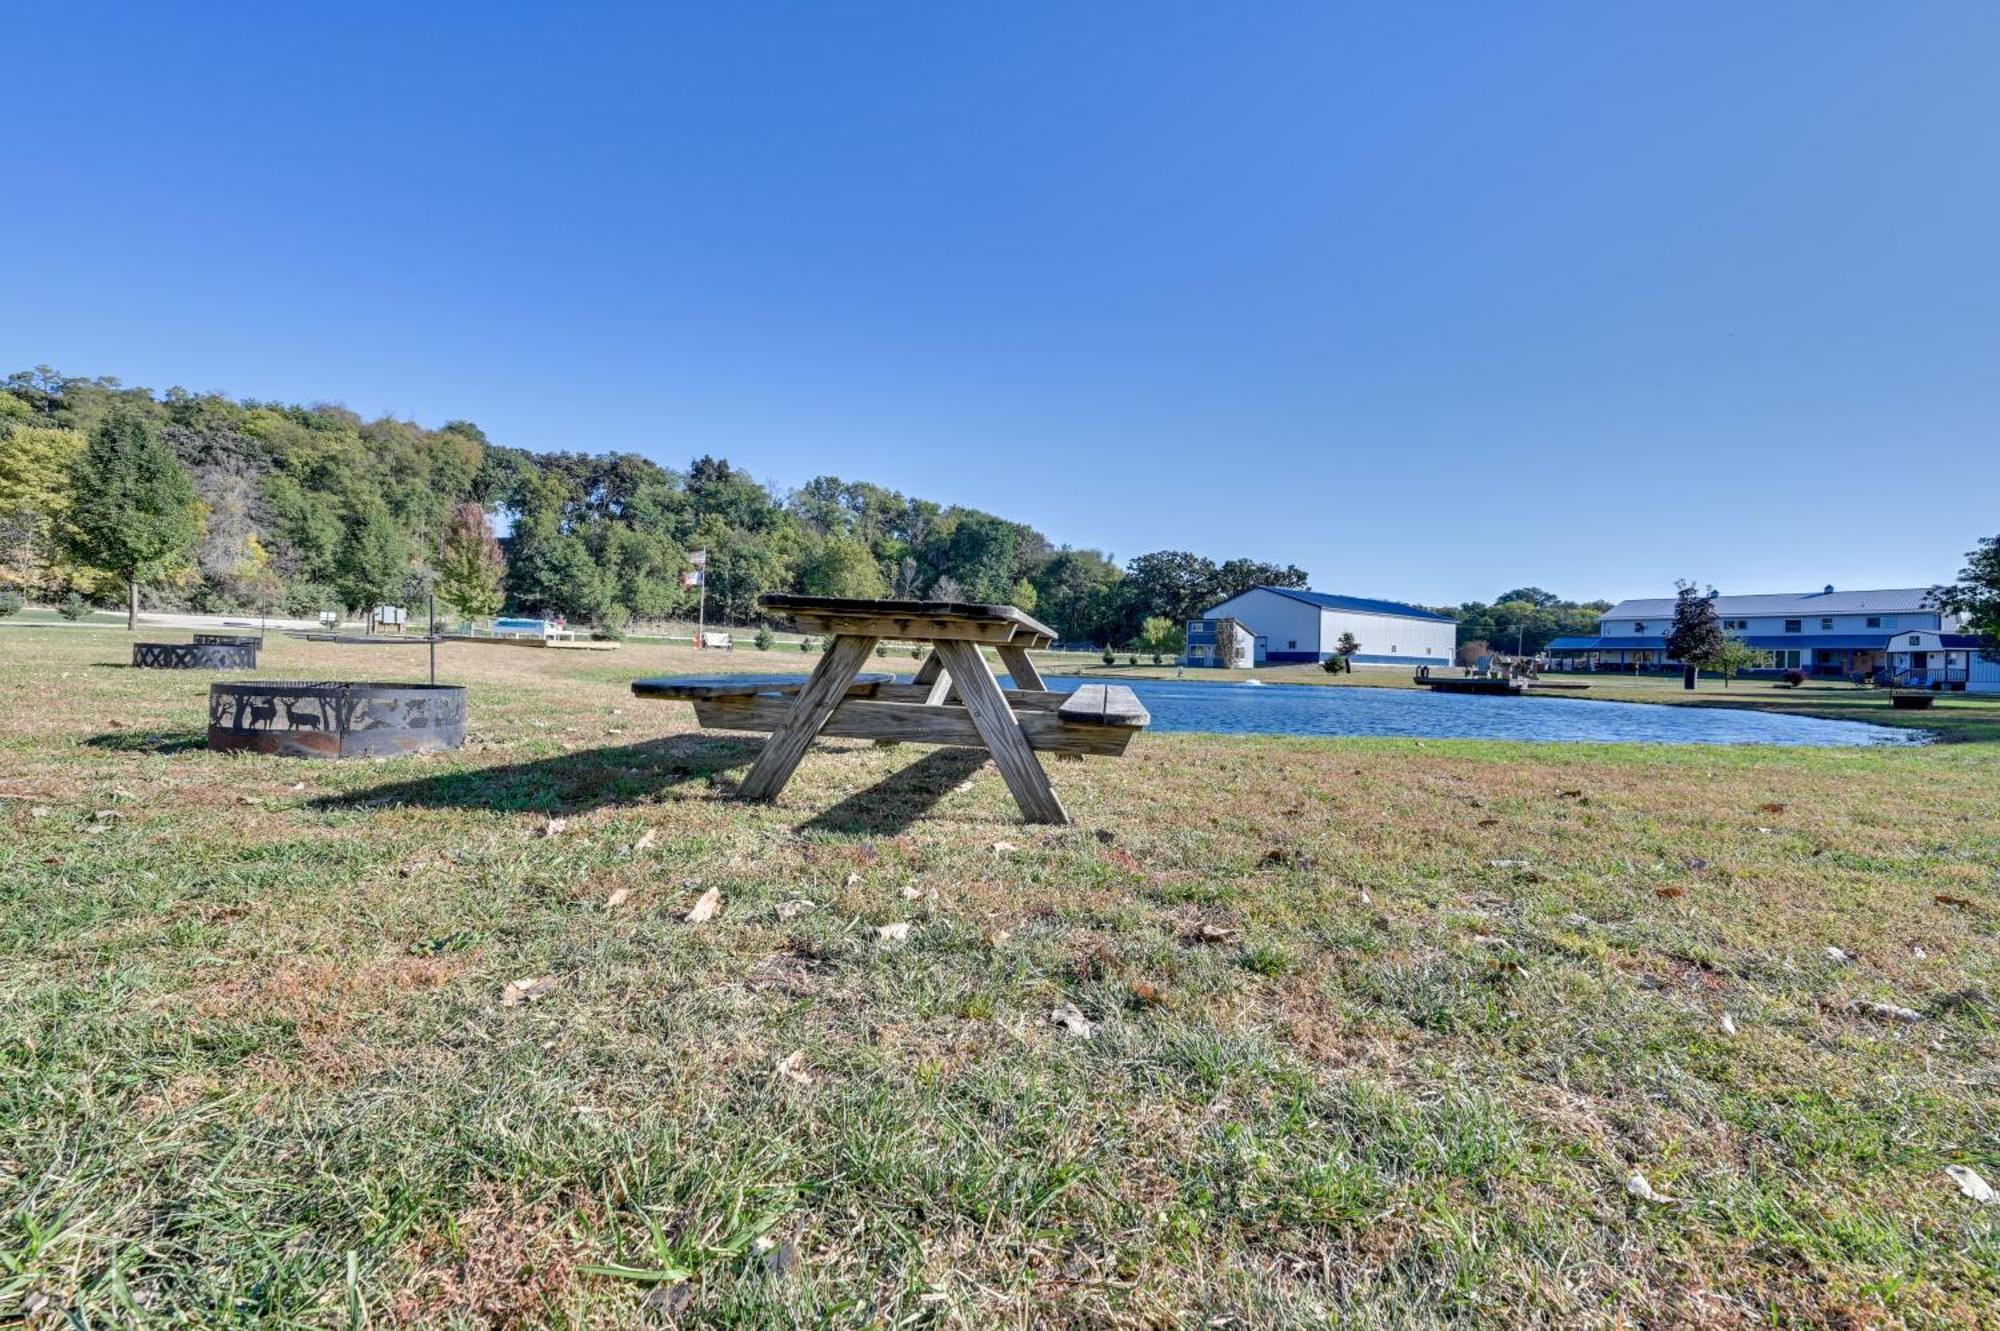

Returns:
633,595,1149,824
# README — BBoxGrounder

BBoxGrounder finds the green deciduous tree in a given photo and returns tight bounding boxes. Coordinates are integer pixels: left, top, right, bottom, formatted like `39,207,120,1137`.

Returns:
333,497,411,616
1138,615,1181,663
1708,638,1770,687
436,503,506,620
1931,535,2000,654
58,412,198,629
797,533,888,599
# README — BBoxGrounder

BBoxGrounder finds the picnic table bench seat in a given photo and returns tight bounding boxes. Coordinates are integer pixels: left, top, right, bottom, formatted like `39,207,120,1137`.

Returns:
632,673,893,700
632,596,1149,824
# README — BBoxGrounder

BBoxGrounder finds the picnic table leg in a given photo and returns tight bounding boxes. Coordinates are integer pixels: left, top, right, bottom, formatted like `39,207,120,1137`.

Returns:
932,639,1069,825
912,650,957,705
996,645,1047,691
737,633,881,802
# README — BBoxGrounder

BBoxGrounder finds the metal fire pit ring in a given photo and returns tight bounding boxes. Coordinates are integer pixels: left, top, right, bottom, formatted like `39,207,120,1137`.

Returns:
208,681,466,758
134,641,259,670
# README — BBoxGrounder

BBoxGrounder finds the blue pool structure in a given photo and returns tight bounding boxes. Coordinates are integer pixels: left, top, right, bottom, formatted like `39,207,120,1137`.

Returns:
987,675,1921,747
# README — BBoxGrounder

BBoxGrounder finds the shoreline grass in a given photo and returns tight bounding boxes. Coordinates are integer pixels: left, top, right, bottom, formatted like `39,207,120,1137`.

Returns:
2,628,1996,1327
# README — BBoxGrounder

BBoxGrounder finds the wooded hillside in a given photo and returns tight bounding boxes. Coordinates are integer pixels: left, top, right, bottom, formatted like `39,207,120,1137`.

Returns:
0,368,1317,644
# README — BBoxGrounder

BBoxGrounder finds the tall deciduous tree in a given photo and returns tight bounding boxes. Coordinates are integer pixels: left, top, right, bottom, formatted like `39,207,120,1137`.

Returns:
436,503,506,620
333,497,410,616
58,412,198,629
1930,536,2000,653
797,533,887,599
1665,581,1726,679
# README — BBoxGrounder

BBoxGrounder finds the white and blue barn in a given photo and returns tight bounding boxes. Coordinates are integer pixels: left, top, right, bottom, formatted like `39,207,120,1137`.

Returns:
1186,587,1458,667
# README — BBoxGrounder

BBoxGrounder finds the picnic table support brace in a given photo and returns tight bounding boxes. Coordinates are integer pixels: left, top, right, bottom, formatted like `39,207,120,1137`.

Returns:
932,638,1068,825
996,645,1047,691
737,634,881,802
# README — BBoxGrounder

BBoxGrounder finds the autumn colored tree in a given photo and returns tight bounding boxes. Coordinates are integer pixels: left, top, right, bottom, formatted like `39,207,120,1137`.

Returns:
436,503,506,620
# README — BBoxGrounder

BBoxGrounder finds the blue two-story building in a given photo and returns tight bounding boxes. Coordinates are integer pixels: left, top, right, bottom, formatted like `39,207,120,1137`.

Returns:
1546,585,1992,689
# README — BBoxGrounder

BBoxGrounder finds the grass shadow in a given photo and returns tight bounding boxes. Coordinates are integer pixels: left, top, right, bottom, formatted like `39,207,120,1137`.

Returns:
310,734,764,815
798,746,992,836
82,729,208,754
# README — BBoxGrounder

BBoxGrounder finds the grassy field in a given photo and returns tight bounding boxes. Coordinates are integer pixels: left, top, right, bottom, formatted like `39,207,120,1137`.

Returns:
3,627,1997,1328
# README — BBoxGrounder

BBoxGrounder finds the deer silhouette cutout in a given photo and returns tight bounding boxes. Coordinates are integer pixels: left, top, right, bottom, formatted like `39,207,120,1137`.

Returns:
281,697,323,730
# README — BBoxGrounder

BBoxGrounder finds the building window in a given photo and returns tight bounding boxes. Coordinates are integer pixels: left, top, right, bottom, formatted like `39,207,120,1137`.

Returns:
1909,635,1922,646
1784,619,1802,633
1287,640,1296,650
1723,619,1746,631
1866,617,1881,628
1391,645,1398,654
1820,618,1833,631
1633,622,1646,633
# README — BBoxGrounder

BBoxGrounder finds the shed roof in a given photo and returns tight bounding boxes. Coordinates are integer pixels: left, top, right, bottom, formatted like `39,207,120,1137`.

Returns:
1211,586,1456,623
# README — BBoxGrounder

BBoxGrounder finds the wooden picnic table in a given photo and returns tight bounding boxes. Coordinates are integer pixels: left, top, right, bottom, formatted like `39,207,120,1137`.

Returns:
632,595,1149,824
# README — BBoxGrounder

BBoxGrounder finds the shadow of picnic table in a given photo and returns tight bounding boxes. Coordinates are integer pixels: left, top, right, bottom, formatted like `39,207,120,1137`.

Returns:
309,734,764,816
311,731,1001,832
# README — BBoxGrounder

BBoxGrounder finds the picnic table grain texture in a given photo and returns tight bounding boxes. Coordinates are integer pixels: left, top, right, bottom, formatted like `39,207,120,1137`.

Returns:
634,597,1144,825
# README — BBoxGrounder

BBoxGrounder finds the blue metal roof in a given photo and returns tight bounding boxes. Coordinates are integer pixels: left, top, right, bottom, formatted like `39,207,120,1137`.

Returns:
1229,586,1457,623
1547,632,1986,655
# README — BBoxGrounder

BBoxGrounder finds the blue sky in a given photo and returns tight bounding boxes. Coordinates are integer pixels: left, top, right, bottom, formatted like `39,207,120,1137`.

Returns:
5,2,1997,605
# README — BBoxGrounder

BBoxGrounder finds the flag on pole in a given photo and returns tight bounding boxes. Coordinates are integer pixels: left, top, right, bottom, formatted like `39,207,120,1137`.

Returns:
688,549,708,568
682,570,704,588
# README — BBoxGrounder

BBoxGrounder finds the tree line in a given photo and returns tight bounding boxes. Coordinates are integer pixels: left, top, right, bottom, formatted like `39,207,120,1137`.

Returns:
0,367,1322,643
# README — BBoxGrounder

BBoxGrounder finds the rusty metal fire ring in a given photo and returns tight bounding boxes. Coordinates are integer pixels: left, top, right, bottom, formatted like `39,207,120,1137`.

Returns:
207,681,466,758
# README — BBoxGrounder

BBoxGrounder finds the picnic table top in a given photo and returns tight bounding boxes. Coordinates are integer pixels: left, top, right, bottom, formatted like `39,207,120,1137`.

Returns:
632,672,894,699
758,595,1058,646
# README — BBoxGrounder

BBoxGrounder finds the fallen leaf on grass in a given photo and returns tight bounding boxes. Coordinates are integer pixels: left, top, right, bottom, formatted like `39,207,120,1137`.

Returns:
1824,946,1853,964
1488,859,1531,869
604,887,632,910
875,921,911,945
631,829,658,853
1718,1012,1738,1037
684,888,723,924
1655,886,1686,899
639,1284,694,1317
1557,788,1584,799
541,817,568,838
775,899,815,921
1850,999,1923,1025
1477,817,1500,828
1625,1171,1679,1205
502,976,557,1006
899,885,925,901
1945,1165,1997,1205
1759,802,1788,814
774,1050,814,1087
1188,923,1240,945
1935,894,1979,910
991,841,1019,856
1050,1003,1096,1038
1129,980,1166,1008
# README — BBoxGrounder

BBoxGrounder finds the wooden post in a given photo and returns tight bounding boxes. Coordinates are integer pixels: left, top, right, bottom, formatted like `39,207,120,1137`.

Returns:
736,633,880,802
996,645,1047,691
932,638,1068,825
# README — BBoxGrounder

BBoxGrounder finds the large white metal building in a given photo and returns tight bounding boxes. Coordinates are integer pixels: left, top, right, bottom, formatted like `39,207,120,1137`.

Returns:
1186,586,1457,667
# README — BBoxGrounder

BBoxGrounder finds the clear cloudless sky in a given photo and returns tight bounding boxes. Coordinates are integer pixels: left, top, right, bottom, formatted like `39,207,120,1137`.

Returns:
5,1,1997,605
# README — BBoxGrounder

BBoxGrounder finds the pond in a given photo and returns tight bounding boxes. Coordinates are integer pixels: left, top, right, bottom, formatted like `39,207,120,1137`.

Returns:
1012,676,1922,747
